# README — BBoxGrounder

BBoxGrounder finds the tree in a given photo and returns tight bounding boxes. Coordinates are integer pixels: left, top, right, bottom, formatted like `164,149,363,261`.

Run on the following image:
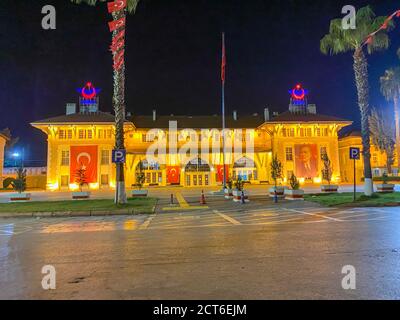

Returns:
321,151,333,185
135,160,145,190
75,165,88,192
12,166,27,194
289,174,300,191
270,155,283,189
380,67,400,171
320,5,392,195
71,0,141,204
369,108,395,174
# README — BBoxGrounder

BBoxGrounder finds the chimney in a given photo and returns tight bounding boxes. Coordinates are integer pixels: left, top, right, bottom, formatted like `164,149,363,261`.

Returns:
273,111,279,117
307,104,317,114
233,110,238,121
264,108,270,122
153,109,157,121
66,103,76,115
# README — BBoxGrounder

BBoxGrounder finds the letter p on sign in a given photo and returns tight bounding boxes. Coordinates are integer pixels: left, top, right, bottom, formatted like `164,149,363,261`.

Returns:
112,149,126,164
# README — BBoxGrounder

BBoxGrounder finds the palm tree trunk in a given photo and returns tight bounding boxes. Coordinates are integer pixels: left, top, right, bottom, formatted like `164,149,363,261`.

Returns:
112,9,127,204
394,93,400,173
353,48,373,195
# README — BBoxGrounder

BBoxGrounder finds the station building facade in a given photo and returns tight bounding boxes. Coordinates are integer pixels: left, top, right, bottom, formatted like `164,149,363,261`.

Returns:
31,90,398,191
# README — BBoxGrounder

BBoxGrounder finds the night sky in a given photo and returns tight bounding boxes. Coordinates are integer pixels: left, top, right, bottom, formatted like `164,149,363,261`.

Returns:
0,0,399,163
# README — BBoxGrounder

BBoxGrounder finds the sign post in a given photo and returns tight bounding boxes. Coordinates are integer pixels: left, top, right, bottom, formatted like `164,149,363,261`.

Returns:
349,147,361,202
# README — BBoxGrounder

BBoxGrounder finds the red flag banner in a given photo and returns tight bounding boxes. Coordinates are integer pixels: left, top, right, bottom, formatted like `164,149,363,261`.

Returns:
110,37,124,53
216,165,229,182
107,0,126,13
167,166,180,184
108,17,126,32
113,49,125,70
70,146,98,183
221,34,226,83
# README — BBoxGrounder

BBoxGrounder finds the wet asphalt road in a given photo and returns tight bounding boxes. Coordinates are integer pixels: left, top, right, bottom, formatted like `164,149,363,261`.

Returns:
1,195,400,300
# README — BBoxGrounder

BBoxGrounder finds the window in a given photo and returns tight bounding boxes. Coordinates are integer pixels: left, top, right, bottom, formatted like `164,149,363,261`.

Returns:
286,147,293,161
186,175,191,186
87,130,93,139
101,174,109,186
287,128,295,137
282,128,287,137
372,153,378,164
315,128,321,137
142,133,155,142
101,150,110,165
61,150,70,166
59,130,66,140
61,175,69,187
306,128,312,137
67,130,73,139
299,128,305,137
78,129,85,139
323,128,328,136
320,147,327,160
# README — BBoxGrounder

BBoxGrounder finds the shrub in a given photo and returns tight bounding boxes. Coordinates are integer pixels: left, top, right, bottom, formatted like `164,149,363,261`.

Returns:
12,167,27,193
289,174,300,190
2,177,15,189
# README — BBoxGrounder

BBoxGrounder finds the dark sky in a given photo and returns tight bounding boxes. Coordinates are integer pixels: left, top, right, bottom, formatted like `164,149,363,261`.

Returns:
0,0,399,163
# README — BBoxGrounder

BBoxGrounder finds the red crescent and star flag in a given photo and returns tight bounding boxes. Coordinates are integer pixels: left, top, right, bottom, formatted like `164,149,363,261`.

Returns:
166,166,180,184
70,146,98,183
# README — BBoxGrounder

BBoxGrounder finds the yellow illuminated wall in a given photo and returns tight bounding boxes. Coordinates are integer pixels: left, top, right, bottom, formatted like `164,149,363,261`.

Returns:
0,134,6,185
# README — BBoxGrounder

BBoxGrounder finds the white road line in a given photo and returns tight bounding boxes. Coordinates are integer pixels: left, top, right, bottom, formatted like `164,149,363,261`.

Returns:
139,215,156,230
283,208,343,222
213,210,242,225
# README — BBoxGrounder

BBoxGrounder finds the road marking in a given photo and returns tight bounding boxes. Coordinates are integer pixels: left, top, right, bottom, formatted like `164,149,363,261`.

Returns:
283,208,343,222
176,193,189,207
162,193,208,210
213,210,242,225
139,216,155,230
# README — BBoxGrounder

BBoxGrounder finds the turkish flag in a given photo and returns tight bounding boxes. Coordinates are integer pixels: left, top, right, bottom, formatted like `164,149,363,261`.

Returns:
108,17,125,32
216,165,229,182
167,166,180,184
107,0,126,13
221,33,226,83
70,146,98,183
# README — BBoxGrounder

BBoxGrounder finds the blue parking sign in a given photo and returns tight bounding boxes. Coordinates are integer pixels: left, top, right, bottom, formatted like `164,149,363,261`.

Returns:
349,147,360,160
112,149,126,164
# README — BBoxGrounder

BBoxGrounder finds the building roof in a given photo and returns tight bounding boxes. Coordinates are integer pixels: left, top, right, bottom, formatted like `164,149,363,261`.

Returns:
130,114,266,129
267,111,351,123
339,129,362,139
31,112,118,125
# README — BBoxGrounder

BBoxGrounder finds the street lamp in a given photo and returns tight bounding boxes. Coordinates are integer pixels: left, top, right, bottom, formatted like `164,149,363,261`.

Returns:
11,148,24,167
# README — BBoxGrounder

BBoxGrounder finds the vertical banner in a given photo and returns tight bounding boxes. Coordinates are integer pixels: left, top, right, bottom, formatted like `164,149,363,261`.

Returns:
70,146,98,183
216,165,230,182
295,144,318,178
166,166,180,184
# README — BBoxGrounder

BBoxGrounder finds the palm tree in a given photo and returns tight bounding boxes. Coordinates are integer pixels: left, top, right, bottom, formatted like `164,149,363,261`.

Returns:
71,0,140,204
369,108,395,174
380,67,400,172
320,5,392,195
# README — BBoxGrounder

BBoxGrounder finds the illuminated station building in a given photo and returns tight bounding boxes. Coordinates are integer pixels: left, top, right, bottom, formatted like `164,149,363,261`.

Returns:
31,83,397,191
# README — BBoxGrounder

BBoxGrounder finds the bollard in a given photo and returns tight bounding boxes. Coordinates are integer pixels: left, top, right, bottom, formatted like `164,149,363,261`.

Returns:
274,190,278,204
200,190,206,205
170,193,174,205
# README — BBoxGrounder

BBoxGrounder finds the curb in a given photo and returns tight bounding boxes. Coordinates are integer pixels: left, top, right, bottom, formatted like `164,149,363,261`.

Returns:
0,209,155,219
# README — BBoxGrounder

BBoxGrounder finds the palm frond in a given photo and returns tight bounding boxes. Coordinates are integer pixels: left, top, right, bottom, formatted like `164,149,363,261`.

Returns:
320,5,392,56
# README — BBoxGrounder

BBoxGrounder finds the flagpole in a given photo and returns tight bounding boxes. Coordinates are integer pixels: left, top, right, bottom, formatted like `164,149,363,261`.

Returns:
221,32,227,190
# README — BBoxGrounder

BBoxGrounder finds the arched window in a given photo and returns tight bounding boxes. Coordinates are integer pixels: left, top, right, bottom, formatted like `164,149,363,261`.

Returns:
233,157,257,181
185,158,210,172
